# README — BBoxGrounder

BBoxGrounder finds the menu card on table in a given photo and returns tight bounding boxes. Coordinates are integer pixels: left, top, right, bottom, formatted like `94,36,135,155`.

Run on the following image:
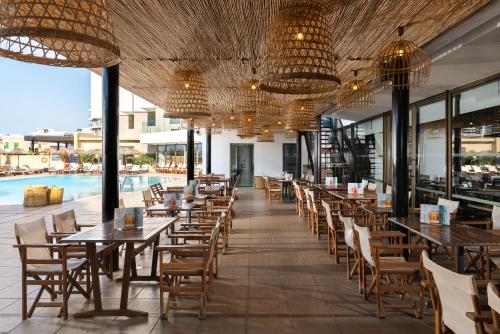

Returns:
348,183,364,195
114,207,144,230
164,192,182,208
377,193,392,208
420,204,450,225
325,176,338,188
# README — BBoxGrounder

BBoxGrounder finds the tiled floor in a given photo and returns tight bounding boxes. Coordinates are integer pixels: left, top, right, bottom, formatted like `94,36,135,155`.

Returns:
0,186,434,333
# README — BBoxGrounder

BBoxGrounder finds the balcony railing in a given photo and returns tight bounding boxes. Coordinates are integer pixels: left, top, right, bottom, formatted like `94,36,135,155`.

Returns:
142,119,182,133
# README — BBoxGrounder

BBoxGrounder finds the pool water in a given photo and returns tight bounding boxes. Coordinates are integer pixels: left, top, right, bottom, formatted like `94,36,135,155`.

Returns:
0,175,178,205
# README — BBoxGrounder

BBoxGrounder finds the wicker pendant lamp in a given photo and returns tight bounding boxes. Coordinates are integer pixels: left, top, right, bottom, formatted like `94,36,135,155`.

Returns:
257,127,275,142
0,0,120,67
373,27,431,88
164,70,210,119
337,70,374,109
260,3,341,95
223,109,239,130
285,99,318,132
238,110,262,138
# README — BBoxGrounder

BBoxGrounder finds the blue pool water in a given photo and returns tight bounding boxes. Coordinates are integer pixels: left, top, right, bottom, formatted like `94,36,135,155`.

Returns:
0,175,178,205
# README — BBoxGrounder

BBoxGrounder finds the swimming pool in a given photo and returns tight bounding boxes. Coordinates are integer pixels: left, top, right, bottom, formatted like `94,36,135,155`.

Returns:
0,175,179,205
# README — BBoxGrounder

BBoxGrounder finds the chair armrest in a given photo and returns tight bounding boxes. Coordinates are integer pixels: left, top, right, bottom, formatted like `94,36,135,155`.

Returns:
167,234,211,240
373,243,428,251
371,231,405,239
48,232,75,239
466,312,492,324
420,280,435,288
76,223,97,228
14,243,68,249
157,244,209,251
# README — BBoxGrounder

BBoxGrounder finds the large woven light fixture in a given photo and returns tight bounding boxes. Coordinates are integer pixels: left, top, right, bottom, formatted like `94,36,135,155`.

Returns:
285,99,318,132
374,27,431,88
260,3,341,94
337,70,375,109
0,0,120,67
164,70,210,119
257,126,275,143
238,110,261,138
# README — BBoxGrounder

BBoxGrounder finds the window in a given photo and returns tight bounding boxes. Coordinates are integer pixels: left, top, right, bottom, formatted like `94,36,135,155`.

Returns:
354,117,384,191
452,80,500,219
283,143,297,176
128,114,134,129
195,143,203,165
147,111,156,126
415,99,446,206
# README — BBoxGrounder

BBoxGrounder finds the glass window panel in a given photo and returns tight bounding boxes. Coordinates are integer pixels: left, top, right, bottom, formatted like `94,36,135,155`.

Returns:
354,117,384,187
452,89,500,219
459,80,500,114
416,100,446,206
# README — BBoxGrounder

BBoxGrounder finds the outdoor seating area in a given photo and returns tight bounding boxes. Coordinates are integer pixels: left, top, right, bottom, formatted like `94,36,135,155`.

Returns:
0,0,499,333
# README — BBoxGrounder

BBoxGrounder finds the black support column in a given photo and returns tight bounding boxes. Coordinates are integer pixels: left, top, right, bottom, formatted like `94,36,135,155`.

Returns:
206,130,211,174
391,73,409,218
102,64,120,270
296,132,302,179
186,128,195,184
313,115,321,184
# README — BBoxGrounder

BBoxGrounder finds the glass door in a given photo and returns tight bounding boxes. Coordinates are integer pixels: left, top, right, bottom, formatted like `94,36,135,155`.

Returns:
230,144,254,187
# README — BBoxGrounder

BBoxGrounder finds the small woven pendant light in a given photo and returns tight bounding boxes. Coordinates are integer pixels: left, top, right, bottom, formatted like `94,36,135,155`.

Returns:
238,110,262,138
261,3,341,94
223,109,239,130
236,80,269,115
164,70,210,119
337,70,375,109
373,26,431,88
257,127,275,142
285,99,318,132
0,0,120,67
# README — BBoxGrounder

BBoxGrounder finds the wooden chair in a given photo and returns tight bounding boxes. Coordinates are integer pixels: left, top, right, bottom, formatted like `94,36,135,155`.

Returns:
150,183,165,202
157,221,220,319
52,210,114,279
14,218,89,320
353,222,424,318
338,213,360,280
267,178,282,203
422,250,486,334
487,283,500,334
309,190,327,239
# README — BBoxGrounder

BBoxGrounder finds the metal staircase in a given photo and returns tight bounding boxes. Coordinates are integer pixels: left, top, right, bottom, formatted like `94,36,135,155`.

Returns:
319,117,350,183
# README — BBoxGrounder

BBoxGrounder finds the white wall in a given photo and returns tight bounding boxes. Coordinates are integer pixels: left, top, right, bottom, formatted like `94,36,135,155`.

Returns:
210,131,296,178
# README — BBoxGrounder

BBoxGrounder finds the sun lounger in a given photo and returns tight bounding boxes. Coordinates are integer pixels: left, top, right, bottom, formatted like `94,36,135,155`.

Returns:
140,164,149,173
3,165,24,176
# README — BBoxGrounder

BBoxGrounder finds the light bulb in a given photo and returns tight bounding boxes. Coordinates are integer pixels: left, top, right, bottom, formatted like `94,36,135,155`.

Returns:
184,83,190,88
278,121,282,125
297,32,304,40
352,84,358,91
248,118,252,122
397,49,404,56
300,106,305,111
251,84,257,90
230,116,235,120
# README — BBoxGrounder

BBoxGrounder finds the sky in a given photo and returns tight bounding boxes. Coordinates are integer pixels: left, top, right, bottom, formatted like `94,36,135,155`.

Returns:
0,57,90,135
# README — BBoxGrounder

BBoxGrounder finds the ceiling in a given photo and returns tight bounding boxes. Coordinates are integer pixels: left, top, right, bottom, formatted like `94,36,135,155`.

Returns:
101,0,492,117
329,0,500,121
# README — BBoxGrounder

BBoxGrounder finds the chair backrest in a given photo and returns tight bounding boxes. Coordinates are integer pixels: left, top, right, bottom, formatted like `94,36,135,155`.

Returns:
14,218,52,260
142,189,152,207
205,221,221,270
339,213,356,250
353,222,374,267
367,182,377,191
361,179,368,189
488,283,500,331
472,165,483,173
308,190,317,213
119,198,125,208
52,209,77,233
150,183,163,198
492,205,500,230
321,200,333,229
385,184,392,194
437,198,459,214
304,188,312,210
421,251,479,334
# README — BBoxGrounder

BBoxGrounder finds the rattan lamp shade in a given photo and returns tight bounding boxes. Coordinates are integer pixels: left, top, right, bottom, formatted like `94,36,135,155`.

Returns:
374,28,431,88
223,110,239,130
236,80,269,114
257,129,275,142
0,0,120,67
261,4,340,95
285,99,317,132
238,110,261,138
337,71,374,109
164,70,210,119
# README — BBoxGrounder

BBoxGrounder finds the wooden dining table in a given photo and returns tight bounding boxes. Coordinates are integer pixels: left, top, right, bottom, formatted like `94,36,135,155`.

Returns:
388,216,500,273
145,202,198,233
60,217,178,318
327,190,378,204
312,183,349,191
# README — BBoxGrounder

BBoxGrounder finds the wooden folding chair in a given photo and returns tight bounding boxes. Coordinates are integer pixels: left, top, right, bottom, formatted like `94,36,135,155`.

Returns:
14,218,90,320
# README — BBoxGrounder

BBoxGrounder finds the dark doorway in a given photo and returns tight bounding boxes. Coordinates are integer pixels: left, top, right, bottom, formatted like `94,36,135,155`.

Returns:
283,143,297,177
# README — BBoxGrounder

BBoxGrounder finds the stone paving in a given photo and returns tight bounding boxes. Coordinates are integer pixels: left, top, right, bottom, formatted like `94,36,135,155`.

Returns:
0,181,434,333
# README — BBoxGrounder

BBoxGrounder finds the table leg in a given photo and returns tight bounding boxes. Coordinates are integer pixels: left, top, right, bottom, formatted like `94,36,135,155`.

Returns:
455,246,465,274
87,243,102,311
150,236,160,278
